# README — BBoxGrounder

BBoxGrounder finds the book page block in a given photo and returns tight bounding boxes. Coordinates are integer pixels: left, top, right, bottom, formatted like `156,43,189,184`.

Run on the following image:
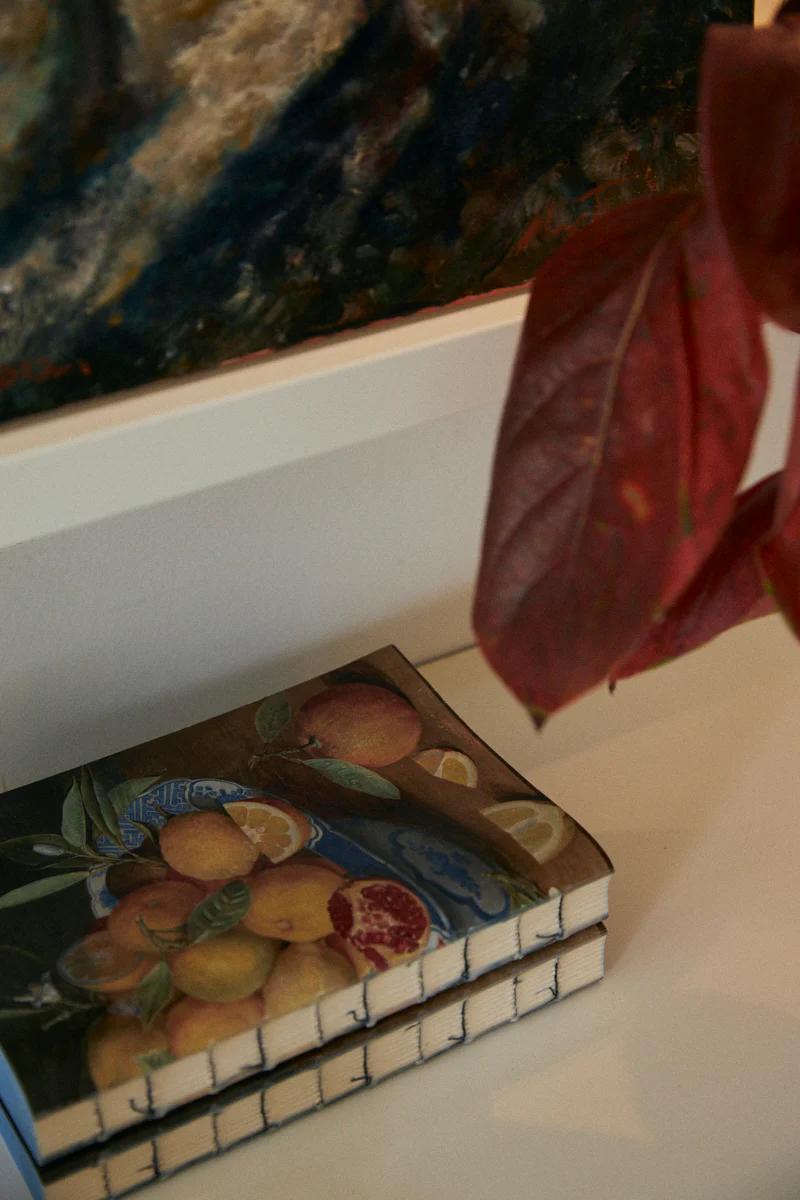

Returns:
365,958,424,1022
46,1165,107,1200
261,1007,321,1067
38,1097,101,1161
515,957,558,1016
150,1052,213,1109
557,932,606,997
215,1091,265,1150
421,998,466,1059
519,893,563,953
465,977,516,1036
318,981,367,1041
367,1022,421,1082
320,1046,368,1103
96,1079,149,1139
421,938,466,997
265,1069,321,1125
562,878,610,935
106,1140,158,1198
210,1027,263,1089
157,1113,215,1174
467,918,520,978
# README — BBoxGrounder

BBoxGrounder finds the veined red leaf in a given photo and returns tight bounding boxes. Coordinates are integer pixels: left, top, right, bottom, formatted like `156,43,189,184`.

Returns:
612,474,778,681
701,21,800,331
760,369,800,631
473,193,767,716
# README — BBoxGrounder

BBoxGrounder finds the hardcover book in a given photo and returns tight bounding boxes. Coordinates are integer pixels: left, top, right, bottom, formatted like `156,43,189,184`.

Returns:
0,647,611,1167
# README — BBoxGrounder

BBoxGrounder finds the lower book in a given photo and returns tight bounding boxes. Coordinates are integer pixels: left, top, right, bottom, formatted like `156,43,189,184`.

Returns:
37,924,606,1200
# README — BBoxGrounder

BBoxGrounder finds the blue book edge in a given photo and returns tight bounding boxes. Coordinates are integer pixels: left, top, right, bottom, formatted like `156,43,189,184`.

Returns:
0,1045,39,1163
0,1098,42,1200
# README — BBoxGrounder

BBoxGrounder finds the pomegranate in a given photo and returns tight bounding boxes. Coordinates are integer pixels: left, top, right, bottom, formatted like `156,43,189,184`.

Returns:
328,878,431,971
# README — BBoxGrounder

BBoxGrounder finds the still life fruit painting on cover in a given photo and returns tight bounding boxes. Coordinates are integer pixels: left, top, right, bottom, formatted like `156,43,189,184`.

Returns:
0,649,585,1114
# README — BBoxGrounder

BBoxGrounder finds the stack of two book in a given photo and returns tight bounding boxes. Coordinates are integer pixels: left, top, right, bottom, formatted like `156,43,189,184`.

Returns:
0,648,612,1199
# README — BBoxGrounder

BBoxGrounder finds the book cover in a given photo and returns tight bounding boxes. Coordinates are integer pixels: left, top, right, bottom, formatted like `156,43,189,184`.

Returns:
0,647,611,1163
42,925,607,1200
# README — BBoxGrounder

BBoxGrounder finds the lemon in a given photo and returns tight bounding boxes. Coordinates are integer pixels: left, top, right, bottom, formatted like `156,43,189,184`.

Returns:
412,747,478,787
481,800,575,864
223,797,311,863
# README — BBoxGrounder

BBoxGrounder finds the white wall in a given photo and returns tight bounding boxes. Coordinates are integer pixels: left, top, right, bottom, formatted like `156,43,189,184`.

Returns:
2,309,797,792
0,387,503,789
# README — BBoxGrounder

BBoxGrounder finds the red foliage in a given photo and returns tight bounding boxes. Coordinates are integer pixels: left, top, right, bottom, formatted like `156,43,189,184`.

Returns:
760,371,800,631
701,20,800,332
613,474,778,680
474,10,800,718
473,195,766,716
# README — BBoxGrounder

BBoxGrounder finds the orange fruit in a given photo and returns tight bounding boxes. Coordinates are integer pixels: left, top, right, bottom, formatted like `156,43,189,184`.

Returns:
170,928,279,1002
328,878,430,971
159,811,259,880
242,863,342,941
58,932,153,994
261,941,356,1020
106,881,204,953
481,799,575,864
296,683,422,767
165,995,264,1059
88,1015,169,1090
412,747,478,787
223,797,311,864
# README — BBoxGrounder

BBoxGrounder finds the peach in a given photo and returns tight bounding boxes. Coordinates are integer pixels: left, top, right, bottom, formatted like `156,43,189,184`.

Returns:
242,863,342,942
165,995,263,1059
262,941,356,1019
296,683,422,767
106,881,204,953
159,811,259,880
170,928,279,1002
88,1015,169,1090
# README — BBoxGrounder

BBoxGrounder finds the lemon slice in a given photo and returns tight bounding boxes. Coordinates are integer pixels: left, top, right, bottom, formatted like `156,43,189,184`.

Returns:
481,799,575,864
224,798,311,864
412,748,478,787
58,933,152,994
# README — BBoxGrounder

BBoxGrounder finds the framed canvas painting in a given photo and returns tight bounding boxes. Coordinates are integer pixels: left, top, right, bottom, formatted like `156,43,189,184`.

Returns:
0,0,751,426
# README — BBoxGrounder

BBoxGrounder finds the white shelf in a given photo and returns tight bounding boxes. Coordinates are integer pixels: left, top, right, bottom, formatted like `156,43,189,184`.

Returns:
0,293,528,549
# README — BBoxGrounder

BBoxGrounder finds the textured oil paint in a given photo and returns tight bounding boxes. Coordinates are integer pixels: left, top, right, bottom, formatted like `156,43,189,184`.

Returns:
0,0,751,423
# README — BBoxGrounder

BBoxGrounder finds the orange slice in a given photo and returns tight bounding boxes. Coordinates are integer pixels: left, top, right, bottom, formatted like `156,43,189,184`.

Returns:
481,800,575,864
58,932,153,994
412,747,478,787
223,797,312,864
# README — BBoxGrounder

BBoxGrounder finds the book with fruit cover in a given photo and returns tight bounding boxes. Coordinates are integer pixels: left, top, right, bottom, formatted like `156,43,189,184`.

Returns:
39,925,607,1200
0,646,612,1168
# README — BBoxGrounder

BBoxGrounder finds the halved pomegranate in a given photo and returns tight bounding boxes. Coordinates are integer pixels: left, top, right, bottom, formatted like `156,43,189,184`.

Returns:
328,878,430,971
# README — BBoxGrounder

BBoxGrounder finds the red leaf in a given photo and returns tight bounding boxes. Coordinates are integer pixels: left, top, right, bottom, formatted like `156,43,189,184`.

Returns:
613,474,778,680
760,369,800,630
701,21,800,331
473,193,767,717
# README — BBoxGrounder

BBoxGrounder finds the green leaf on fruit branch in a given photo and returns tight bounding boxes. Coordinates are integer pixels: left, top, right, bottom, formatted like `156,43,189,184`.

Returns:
137,961,173,1028
303,758,401,800
254,694,292,743
186,881,251,943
